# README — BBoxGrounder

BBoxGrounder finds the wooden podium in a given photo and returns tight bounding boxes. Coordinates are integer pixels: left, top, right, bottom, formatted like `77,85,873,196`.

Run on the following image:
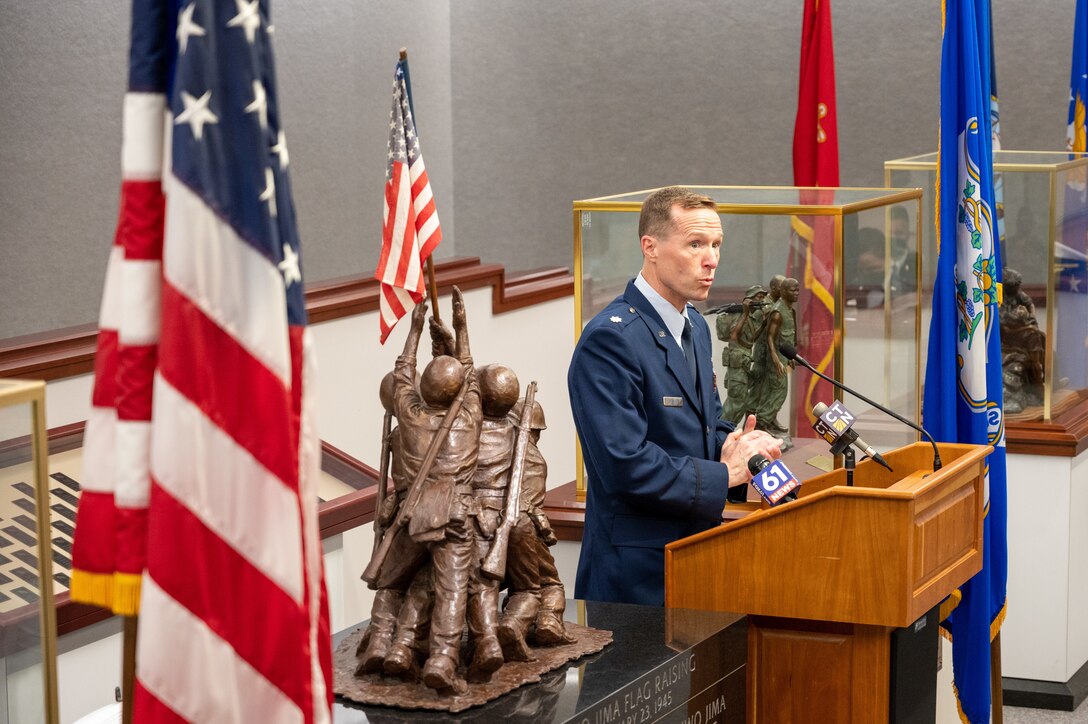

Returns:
664,442,992,723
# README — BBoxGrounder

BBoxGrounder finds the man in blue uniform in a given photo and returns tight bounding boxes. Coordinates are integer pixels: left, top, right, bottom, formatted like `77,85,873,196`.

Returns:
568,186,783,606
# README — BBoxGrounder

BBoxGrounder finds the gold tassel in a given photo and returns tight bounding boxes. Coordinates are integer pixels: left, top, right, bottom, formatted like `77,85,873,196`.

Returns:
939,588,963,622
112,573,143,616
69,570,114,609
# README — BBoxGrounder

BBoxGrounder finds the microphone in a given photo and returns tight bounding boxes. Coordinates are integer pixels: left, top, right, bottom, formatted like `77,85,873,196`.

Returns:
779,343,942,471
747,454,800,506
812,401,893,472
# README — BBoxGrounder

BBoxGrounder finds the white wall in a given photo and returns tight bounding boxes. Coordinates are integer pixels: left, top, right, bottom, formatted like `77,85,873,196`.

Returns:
1001,449,1088,683
56,618,123,724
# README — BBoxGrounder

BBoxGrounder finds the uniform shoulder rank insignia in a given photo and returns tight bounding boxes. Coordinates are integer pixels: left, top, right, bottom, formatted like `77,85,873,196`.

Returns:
610,315,622,323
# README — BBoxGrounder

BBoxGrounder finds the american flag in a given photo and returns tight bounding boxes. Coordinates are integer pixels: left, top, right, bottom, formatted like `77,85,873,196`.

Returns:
70,1,332,721
376,58,442,343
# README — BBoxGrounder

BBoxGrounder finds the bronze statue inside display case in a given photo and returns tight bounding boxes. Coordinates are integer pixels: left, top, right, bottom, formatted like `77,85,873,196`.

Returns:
750,276,800,448
999,268,1045,414
334,288,610,713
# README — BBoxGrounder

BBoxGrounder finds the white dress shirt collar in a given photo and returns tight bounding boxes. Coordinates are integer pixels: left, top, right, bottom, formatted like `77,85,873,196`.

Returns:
634,272,691,349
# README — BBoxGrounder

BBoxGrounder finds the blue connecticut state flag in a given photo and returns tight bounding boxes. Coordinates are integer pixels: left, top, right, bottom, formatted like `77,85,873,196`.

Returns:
924,1,1008,722
1062,0,1088,390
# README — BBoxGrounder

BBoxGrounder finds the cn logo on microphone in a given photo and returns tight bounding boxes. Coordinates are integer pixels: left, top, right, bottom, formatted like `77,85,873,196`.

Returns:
813,400,856,444
751,460,801,505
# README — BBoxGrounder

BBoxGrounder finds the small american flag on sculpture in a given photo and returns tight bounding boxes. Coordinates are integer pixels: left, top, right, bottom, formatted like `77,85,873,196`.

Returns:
376,55,443,343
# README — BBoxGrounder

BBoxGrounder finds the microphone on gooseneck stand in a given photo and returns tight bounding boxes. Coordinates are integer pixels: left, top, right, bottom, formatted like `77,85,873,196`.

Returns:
747,454,801,506
779,343,942,472
811,401,894,472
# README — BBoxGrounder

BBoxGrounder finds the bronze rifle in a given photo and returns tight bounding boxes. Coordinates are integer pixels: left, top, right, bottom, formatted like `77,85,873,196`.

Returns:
481,381,537,581
370,409,393,558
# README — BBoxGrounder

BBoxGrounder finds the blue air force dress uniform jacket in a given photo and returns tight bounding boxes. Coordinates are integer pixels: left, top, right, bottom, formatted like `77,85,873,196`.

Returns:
569,281,735,606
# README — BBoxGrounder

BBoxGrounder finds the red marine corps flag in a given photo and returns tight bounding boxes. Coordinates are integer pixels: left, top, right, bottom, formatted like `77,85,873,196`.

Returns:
790,0,839,431
376,54,443,343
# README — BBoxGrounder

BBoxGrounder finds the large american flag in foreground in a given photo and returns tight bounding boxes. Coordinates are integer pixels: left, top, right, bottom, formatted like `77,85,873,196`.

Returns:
70,0,332,720
376,58,442,343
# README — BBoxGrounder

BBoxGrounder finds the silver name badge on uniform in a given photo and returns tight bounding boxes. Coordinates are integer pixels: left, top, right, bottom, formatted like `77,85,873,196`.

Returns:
662,396,683,407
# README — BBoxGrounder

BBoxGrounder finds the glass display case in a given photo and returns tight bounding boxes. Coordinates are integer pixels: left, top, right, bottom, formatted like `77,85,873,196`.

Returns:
886,151,1088,423
573,186,925,492
0,380,59,723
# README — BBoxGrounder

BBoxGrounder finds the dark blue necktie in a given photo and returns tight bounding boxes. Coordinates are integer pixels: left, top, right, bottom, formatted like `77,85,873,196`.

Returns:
681,321,698,387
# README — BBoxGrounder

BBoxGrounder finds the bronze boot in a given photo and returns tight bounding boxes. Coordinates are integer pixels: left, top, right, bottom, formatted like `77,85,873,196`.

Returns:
534,585,576,645
467,582,503,677
422,653,459,691
498,592,539,661
355,589,403,675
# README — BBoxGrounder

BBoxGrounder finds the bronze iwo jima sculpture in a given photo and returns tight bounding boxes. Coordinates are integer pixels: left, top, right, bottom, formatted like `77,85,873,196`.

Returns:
333,288,610,712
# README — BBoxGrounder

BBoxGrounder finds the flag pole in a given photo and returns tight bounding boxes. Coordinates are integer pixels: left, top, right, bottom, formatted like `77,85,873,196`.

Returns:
399,47,442,320
122,615,137,723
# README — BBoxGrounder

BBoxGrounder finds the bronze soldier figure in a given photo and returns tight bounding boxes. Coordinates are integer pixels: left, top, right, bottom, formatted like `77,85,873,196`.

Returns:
499,397,575,654
717,284,768,424
751,277,799,437
465,363,521,678
365,289,484,691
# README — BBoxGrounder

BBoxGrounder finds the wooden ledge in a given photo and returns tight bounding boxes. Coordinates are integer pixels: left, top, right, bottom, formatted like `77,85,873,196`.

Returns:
542,481,585,541
1005,390,1088,457
0,257,574,381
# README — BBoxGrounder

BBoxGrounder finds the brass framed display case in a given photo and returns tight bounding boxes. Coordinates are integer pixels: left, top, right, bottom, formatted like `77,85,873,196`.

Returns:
886,151,1088,427
572,186,925,495
0,380,59,723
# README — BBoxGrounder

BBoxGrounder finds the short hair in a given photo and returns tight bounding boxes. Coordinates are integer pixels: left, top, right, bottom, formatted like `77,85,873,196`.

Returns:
890,206,909,224
638,186,717,240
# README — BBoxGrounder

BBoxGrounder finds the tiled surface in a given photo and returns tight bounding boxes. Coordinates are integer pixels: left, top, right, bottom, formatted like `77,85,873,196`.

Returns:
0,448,83,613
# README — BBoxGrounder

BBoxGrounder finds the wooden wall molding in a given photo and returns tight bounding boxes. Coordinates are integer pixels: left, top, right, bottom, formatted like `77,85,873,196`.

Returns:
0,257,574,381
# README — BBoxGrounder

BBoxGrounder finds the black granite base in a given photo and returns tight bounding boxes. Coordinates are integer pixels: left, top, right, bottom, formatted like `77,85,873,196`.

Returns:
332,600,748,723
1003,656,1088,712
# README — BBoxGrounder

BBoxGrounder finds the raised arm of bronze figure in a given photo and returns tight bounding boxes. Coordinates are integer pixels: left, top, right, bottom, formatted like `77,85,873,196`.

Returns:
402,298,428,357
452,286,471,363
429,315,455,358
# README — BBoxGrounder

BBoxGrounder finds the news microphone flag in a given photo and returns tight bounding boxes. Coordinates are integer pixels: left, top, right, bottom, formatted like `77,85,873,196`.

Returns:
925,1,1008,721
376,56,443,343
747,456,801,506
70,0,333,720
812,400,856,445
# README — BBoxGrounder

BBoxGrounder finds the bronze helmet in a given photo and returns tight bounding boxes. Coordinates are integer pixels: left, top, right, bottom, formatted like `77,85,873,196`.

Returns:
478,363,520,418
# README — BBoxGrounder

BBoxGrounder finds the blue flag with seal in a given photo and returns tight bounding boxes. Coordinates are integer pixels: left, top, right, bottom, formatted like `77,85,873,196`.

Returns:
1067,0,1087,154
1062,0,1088,390
924,1,1008,722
